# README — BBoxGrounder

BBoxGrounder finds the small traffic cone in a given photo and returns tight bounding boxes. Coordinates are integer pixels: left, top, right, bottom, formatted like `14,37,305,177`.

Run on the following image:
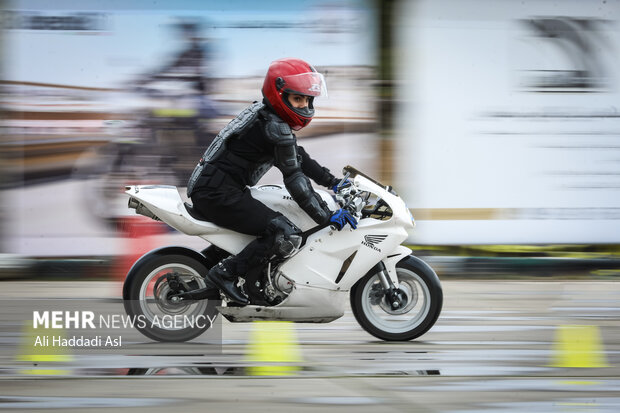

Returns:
16,323,73,375
550,325,610,368
246,321,302,376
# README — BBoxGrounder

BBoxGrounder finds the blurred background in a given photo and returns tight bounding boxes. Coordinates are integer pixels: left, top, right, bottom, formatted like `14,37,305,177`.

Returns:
1,4,618,410
1,0,620,279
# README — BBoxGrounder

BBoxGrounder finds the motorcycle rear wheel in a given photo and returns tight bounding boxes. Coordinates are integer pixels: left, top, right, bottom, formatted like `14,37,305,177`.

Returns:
123,253,220,342
350,255,443,341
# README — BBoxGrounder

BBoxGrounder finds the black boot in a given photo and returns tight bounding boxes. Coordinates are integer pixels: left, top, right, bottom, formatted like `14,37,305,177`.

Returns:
205,260,249,305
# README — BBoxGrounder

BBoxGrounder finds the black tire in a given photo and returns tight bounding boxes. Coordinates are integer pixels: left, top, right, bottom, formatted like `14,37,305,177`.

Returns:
350,255,443,341
123,253,220,342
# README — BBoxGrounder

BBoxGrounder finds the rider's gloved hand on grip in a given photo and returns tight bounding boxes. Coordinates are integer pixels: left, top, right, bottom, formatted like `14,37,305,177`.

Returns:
331,178,352,193
329,208,358,230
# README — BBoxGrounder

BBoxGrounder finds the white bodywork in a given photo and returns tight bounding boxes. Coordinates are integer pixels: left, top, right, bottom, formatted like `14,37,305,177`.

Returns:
125,172,414,323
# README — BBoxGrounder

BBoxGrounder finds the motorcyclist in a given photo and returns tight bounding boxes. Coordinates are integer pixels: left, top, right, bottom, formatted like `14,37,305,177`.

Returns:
187,57,357,305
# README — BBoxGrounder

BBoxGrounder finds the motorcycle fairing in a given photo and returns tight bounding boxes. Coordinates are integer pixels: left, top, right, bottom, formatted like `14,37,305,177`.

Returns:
217,285,347,323
126,172,414,318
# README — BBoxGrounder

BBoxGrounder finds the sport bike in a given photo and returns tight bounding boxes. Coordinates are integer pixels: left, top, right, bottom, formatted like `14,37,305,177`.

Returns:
122,166,442,341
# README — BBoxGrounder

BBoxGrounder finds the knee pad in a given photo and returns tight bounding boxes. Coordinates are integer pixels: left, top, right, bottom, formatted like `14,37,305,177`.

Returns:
266,215,302,258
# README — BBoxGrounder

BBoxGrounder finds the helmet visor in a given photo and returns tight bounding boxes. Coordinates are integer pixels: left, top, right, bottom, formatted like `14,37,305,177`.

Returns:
281,72,328,98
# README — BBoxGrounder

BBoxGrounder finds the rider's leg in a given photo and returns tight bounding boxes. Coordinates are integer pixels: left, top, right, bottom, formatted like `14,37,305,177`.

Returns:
192,187,282,304
264,215,303,260
206,214,302,304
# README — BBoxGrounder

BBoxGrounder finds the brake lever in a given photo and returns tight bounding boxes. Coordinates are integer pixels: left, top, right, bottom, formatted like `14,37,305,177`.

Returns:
336,172,351,192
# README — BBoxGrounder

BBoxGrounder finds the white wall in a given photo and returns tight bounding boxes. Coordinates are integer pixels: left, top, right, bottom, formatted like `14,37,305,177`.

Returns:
395,0,620,244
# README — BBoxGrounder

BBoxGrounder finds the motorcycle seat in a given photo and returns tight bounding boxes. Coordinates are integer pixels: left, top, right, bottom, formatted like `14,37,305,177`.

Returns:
184,202,209,222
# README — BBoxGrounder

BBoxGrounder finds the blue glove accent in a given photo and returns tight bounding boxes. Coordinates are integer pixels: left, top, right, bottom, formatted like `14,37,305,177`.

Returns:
332,178,352,193
329,208,358,230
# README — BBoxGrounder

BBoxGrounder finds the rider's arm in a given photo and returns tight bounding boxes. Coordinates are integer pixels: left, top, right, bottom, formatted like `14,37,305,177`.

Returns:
297,145,338,188
265,119,331,225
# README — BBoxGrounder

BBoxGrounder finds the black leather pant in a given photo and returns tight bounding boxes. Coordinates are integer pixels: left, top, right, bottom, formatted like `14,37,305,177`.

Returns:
191,183,281,276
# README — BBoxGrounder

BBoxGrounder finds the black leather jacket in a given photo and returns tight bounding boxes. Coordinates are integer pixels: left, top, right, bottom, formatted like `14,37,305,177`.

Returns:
190,101,337,224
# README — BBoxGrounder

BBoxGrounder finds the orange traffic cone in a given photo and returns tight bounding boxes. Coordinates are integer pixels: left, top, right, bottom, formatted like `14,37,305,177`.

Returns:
114,216,165,293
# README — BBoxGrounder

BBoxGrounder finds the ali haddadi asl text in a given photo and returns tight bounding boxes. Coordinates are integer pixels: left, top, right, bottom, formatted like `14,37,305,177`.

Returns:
34,335,121,347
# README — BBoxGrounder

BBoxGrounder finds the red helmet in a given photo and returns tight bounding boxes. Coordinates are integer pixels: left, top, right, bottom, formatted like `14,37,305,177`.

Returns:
262,58,327,131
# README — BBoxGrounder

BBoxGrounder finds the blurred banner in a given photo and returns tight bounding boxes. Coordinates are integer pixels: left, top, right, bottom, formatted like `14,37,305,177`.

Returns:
394,0,620,244
0,1,377,258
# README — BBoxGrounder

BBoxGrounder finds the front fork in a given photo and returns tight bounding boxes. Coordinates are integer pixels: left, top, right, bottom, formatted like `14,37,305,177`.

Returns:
374,245,412,310
373,261,407,311
377,262,393,290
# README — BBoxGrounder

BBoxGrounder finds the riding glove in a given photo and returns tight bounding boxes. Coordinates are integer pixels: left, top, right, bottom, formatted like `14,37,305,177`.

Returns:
329,208,358,230
331,178,352,193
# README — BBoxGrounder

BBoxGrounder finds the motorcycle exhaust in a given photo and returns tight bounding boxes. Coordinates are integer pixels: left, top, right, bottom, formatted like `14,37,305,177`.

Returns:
127,197,160,221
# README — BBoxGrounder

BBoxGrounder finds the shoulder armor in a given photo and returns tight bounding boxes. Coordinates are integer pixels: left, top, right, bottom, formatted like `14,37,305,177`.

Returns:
263,112,294,145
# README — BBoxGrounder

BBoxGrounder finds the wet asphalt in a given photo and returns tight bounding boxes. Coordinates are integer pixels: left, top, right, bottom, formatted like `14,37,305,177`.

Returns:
0,280,618,412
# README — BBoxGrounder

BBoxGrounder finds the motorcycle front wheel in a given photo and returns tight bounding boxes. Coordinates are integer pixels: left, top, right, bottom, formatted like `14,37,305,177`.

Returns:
350,255,443,341
123,253,220,342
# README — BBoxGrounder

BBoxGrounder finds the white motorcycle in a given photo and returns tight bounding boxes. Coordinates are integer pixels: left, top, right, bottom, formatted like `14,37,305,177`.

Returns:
122,166,442,342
